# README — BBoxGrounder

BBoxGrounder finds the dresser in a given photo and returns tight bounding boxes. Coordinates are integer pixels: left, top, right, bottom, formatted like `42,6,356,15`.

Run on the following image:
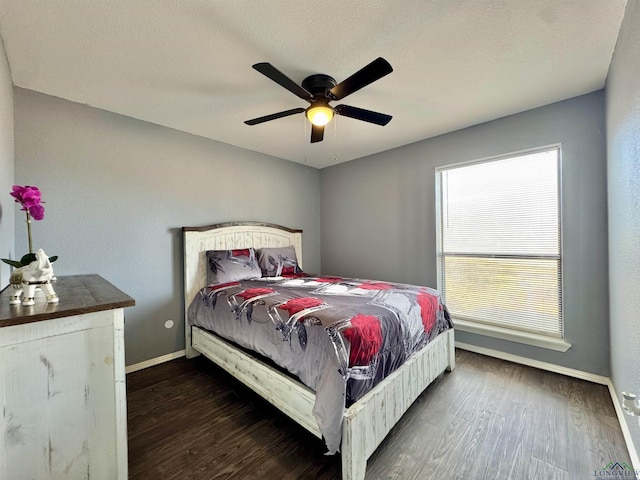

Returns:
0,274,134,480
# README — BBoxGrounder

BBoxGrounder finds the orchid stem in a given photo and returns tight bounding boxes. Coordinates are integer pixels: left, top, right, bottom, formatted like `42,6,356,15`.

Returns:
26,210,33,254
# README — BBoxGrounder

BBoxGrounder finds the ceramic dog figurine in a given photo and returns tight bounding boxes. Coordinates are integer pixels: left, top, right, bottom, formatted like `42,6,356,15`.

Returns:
9,249,58,306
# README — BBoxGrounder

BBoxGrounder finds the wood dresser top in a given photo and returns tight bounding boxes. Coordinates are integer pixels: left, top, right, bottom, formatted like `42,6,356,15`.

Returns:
0,274,135,328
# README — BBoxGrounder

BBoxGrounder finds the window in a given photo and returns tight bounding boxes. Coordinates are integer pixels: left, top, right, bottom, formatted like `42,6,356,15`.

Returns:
436,146,567,350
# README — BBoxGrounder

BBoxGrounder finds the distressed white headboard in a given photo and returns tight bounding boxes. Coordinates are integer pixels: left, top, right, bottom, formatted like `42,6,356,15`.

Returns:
182,221,303,356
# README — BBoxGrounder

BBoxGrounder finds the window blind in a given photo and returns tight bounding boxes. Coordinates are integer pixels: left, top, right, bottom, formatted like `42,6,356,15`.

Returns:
437,148,562,337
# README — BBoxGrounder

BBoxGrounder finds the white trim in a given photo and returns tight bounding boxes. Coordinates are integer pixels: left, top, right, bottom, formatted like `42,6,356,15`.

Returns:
608,380,640,475
454,319,572,352
434,143,562,172
125,350,186,374
455,341,606,384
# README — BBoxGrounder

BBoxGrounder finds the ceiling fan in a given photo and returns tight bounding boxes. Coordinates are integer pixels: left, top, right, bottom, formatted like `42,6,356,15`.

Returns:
244,57,393,143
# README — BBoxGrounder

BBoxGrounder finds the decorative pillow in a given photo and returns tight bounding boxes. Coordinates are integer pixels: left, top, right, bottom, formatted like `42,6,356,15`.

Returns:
257,246,303,277
205,248,261,285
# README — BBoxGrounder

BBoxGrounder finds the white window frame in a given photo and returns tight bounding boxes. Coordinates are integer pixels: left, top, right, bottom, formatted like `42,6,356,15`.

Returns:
435,145,570,352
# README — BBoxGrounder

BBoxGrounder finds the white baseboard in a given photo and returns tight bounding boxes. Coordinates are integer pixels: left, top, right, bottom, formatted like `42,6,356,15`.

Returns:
125,350,186,374
608,380,640,474
455,341,609,384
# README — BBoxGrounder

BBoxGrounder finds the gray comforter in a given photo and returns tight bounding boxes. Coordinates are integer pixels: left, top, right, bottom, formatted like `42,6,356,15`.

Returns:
187,274,452,454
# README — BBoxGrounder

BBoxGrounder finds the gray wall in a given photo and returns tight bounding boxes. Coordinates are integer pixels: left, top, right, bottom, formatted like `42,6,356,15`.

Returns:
321,91,609,376
13,88,321,365
606,0,640,459
0,35,14,289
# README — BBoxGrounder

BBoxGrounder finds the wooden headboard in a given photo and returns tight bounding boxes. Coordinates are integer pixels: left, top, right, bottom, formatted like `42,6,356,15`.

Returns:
182,221,303,357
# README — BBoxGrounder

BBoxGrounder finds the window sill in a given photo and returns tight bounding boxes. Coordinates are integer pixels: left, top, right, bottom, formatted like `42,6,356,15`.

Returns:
453,318,572,352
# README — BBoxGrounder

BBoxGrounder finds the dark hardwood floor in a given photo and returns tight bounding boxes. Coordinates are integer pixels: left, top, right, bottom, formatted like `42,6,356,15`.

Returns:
127,350,631,479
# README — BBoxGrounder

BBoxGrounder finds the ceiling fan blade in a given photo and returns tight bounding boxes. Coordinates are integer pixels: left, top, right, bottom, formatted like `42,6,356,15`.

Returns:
335,104,392,126
252,63,313,101
310,124,325,143
244,107,305,126
329,57,393,101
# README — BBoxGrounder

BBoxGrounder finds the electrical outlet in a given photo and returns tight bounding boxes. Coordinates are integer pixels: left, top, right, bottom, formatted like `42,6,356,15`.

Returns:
622,392,640,423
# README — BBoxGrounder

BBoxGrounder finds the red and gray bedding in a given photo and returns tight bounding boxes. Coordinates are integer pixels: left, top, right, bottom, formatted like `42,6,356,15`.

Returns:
187,273,452,454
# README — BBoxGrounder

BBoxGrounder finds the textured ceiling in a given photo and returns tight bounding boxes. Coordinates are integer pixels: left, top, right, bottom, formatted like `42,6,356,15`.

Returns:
0,0,628,168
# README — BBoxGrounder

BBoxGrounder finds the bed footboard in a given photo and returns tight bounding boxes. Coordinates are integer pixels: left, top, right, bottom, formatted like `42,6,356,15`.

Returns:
341,328,455,480
190,326,454,480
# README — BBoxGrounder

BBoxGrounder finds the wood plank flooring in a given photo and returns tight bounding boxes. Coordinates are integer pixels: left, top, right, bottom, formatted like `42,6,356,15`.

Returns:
127,349,631,479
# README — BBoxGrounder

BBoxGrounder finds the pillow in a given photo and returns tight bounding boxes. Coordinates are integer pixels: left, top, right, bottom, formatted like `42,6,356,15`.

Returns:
257,246,303,277
205,248,261,285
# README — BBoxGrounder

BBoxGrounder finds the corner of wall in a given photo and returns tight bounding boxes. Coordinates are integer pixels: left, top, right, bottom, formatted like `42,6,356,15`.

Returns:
0,30,15,289
606,0,640,469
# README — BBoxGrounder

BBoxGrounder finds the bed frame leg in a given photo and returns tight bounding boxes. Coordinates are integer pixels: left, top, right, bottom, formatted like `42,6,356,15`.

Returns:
342,420,367,480
185,345,201,359
185,326,201,359
446,329,455,371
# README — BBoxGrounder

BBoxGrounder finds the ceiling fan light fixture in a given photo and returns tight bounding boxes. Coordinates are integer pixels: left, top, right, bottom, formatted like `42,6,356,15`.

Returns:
246,58,393,142
306,105,334,126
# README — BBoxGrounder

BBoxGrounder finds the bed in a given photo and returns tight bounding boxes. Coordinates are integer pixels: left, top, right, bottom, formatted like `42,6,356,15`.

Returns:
183,221,455,480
